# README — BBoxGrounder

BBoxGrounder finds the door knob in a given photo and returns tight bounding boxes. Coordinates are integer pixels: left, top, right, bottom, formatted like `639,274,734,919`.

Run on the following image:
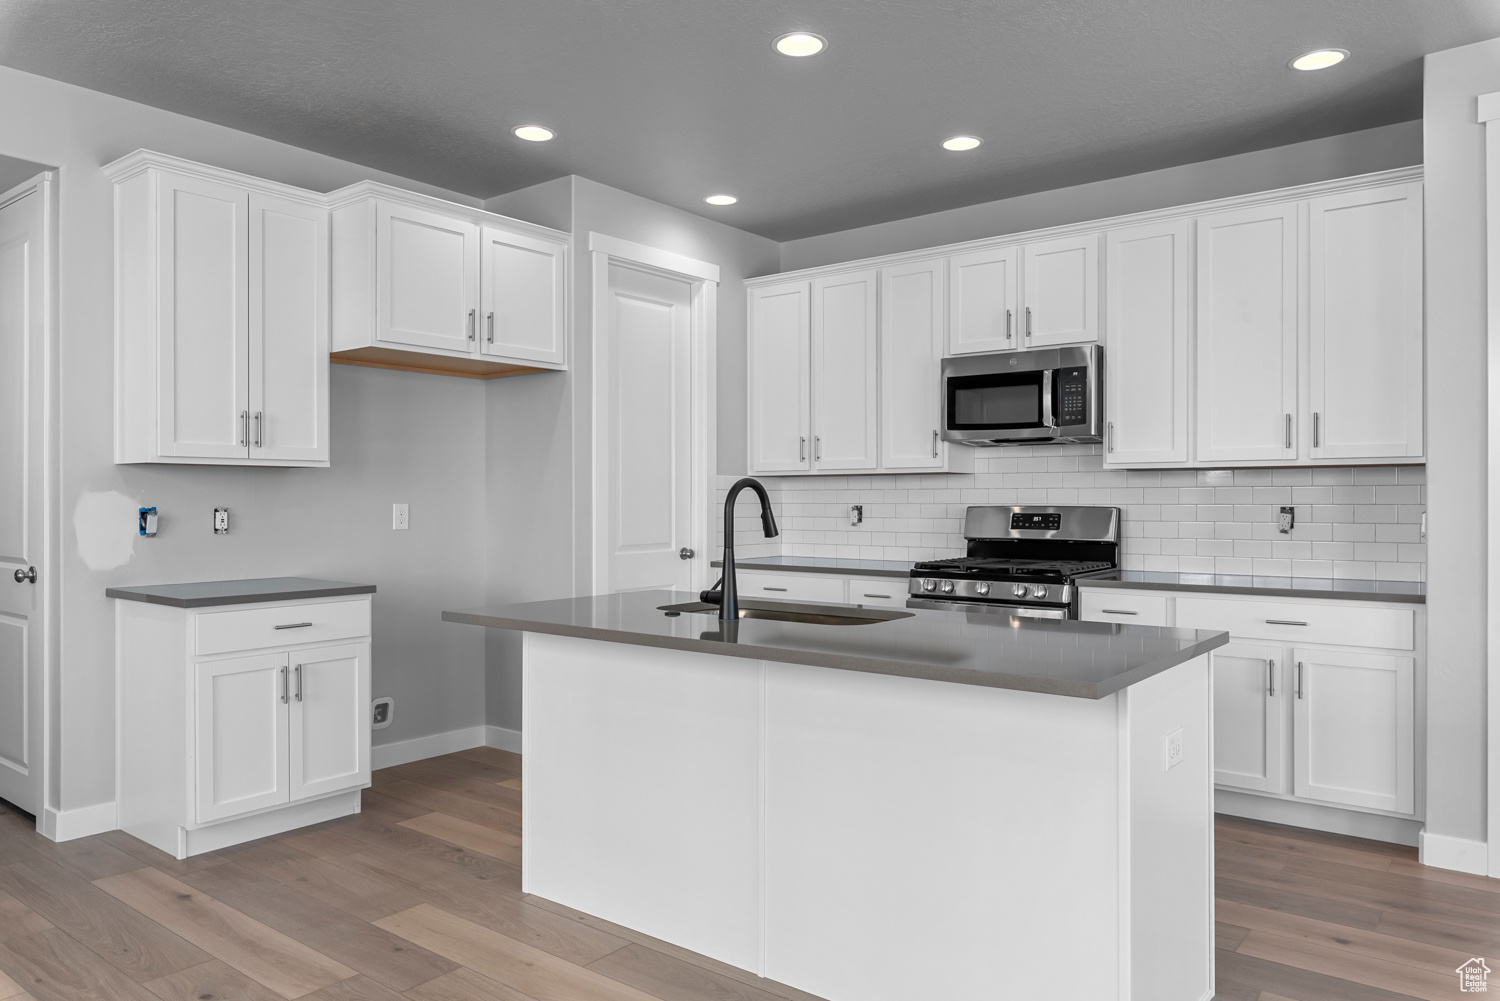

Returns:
13,567,36,584
679,548,695,560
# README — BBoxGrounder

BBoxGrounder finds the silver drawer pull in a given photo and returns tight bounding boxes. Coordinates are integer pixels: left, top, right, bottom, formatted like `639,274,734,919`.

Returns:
1267,659,1276,697
274,622,313,630
1265,619,1308,626
863,593,891,599
762,586,788,592
1101,609,1137,615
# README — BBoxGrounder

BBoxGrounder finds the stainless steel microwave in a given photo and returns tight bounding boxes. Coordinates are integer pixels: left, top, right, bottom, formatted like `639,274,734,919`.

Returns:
941,345,1103,446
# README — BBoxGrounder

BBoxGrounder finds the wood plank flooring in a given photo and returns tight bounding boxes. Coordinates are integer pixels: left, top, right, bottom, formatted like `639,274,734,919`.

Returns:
0,749,1485,999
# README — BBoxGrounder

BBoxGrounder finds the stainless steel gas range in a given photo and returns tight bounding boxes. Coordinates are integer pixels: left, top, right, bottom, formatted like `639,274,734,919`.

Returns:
907,505,1120,619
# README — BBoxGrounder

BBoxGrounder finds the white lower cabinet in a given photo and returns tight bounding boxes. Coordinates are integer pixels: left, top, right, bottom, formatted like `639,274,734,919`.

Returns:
117,595,373,857
735,570,849,604
1080,586,1422,821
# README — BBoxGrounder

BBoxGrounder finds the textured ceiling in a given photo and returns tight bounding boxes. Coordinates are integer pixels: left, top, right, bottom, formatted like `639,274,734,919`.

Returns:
0,0,1493,240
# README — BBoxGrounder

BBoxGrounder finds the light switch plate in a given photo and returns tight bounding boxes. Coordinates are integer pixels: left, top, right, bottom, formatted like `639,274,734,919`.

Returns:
392,503,409,531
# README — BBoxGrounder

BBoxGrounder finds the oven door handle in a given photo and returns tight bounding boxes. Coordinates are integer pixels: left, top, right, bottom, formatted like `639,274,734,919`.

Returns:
1041,369,1055,428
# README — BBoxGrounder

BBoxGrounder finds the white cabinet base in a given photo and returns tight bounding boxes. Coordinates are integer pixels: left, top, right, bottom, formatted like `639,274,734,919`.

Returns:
1216,788,1422,847
172,790,360,860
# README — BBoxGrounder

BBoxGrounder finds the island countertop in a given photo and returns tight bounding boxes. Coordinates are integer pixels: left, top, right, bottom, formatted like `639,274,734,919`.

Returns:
443,589,1227,699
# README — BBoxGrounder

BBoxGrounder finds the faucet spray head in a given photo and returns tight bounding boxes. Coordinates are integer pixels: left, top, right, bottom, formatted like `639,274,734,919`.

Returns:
761,509,779,538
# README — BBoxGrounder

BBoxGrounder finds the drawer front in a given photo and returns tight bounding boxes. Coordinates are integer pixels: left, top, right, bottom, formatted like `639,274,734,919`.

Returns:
1174,595,1413,651
736,571,847,604
1079,590,1170,626
197,599,372,657
846,577,908,608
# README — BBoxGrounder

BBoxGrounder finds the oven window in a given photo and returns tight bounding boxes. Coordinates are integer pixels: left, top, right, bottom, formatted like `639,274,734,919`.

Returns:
948,374,1043,429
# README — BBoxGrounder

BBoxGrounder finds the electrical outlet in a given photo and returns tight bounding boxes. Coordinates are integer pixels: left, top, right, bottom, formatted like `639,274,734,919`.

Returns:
1165,728,1184,770
392,503,409,531
371,696,394,729
849,504,863,527
213,508,229,535
1278,506,1295,534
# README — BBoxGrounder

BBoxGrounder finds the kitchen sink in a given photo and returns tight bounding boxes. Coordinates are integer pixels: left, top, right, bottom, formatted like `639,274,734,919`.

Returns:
659,599,914,626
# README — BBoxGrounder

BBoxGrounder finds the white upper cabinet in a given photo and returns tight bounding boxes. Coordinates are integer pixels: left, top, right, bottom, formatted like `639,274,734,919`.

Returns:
811,271,879,471
481,225,568,367
948,246,1018,355
748,281,812,473
1308,183,1425,461
1104,219,1190,466
108,152,330,467
1195,203,1299,463
881,259,947,470
330,182,569,378
1022,233,1099,348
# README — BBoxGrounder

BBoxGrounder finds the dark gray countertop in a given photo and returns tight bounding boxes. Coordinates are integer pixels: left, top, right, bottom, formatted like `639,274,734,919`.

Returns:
711,556,913,578
443,589,1227,699
106,577,376,608
1079,571,1425,604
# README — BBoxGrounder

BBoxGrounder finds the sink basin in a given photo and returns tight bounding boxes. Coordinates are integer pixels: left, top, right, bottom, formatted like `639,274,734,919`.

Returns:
659,599,914,626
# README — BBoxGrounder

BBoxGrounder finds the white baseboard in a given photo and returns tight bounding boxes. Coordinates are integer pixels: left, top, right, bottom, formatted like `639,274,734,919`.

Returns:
42,800,118,842
1215,789,1422,846
1419,831,1489,875
371,724,523,770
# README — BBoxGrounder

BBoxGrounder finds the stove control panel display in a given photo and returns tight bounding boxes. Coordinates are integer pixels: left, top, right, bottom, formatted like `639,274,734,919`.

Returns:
1011,512,1062,532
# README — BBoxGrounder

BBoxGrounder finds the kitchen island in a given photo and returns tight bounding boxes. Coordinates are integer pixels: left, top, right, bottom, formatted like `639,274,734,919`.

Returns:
444,591,1227,1001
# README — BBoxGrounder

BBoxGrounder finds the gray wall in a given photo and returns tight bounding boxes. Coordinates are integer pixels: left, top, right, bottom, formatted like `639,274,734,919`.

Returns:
0,63,492,812
1423,38,1496,847
780,121,1423,271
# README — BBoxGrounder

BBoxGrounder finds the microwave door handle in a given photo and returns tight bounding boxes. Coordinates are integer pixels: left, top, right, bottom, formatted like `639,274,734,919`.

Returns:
1041,369,1055,428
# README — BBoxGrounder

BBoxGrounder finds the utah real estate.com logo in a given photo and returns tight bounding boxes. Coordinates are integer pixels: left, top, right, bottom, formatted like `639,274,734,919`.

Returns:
1460,958,1492,992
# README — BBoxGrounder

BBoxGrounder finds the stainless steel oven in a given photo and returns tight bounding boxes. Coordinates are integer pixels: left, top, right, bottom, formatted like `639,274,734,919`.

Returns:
941,345,1102,446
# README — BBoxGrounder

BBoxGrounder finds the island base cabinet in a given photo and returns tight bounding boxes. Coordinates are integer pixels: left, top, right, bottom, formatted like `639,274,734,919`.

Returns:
522,632,1213,1001
1292,649,1415,815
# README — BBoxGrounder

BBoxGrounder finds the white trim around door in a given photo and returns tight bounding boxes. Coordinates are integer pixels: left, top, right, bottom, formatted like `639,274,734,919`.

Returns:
1481,92,1500,878
588,233,718,596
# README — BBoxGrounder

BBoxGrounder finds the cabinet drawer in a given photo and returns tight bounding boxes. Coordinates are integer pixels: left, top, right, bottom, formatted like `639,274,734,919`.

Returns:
1174,595,1412,651
1079,590,1169,626
197,599,371,657
736,572,847,604
847,577,908,608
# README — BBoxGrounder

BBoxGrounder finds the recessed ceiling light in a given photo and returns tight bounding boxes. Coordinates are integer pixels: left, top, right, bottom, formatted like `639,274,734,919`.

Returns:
942,136,983,152
705,194,738,206
774,32,827,57
513,125,555,142
1290,48,1348,71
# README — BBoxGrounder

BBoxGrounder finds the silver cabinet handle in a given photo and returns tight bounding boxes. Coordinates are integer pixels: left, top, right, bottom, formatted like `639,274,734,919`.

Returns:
13,567,36,584
486,311,495,344
814,436,821,461
1101,609,1137,615
762,586,788,592
1265,619,1307,626
863,593,891,599
280,666,288,704
468,308,476,341
1267,659,1276,697
932,429,940,458
240,411,249,447
294,664,303,702
253,411,263,448
1313,411,1321,448
1296,661,1304,700
799,436,806,462
1025,306,1033,340
1107,421,1115,453
274,621,313,630
1285,413,1292,450
1005,308,1013,342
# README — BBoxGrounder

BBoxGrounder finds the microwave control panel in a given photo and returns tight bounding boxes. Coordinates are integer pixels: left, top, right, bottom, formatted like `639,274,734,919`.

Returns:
1056,367,1089,426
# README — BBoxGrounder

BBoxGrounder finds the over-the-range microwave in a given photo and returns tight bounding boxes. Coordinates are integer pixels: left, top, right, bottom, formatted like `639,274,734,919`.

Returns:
941,345,1103,446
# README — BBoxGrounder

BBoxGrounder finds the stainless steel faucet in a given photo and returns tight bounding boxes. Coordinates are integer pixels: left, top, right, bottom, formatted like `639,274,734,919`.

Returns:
702,477,779,621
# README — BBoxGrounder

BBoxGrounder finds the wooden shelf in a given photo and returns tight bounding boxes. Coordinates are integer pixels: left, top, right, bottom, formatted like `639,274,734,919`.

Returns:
331,346,552,380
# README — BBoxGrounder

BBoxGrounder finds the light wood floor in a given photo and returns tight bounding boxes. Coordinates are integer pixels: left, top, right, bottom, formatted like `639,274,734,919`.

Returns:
0,750,1486,1000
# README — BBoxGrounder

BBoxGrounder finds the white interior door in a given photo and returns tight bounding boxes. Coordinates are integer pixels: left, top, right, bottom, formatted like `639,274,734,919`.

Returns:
195,652,290,823
0,178,45,814
289,643,369,802
248,192,328,462
602,263,695,592
1211,644,1284,794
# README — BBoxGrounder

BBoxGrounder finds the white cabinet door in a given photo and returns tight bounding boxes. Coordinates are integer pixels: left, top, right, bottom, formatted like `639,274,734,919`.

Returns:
1196,204,1298,462
1212,644,1285,795
1308,183,1424,461
289,643,370,803
880,260,946,470
195,652,289,823
1104,220,1190,466
480,225,567,366
1022,234,1098,347
1292,649,1414,814
248,192,328,463
156,172,249,460
376,200,479,354
948,246,1018,354
748,282,812,473
811,271,878,471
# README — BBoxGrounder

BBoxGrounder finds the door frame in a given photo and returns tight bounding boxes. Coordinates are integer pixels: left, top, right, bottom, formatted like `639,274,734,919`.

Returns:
0,170,57,829
1483,92,1500,878
588,233,718,595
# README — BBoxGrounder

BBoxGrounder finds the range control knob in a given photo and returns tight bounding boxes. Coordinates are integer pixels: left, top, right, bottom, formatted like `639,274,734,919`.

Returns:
1012,583,1028,598
940,580,955,594
1031,585,1048,599
976,582,990,596
921,578,937,592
